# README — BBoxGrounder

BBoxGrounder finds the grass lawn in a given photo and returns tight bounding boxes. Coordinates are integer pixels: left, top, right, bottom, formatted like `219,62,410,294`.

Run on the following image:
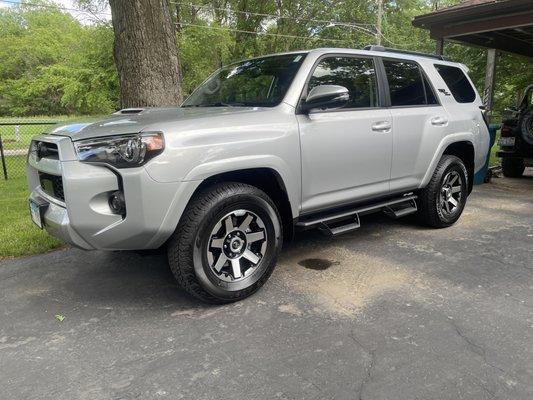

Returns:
0,116,69,151
489,140,499,167
0,115,102,151
0,157,62,259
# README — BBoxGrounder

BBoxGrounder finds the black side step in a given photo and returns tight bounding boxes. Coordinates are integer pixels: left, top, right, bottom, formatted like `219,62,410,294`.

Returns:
296,194,417,237
383,197,418,219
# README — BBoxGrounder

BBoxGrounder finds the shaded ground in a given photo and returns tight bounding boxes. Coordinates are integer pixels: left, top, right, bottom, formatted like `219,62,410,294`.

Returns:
1,171,532,400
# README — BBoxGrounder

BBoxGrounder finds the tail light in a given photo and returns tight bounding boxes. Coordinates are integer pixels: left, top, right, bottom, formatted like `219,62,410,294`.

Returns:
500,125,514,137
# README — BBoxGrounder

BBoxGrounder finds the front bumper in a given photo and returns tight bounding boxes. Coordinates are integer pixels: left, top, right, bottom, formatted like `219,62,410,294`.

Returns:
27,135,196,251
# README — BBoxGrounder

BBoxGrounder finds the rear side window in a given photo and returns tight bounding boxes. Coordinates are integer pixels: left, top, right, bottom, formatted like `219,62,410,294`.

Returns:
308,56,379,108
383,60,438,106
435,64,476,103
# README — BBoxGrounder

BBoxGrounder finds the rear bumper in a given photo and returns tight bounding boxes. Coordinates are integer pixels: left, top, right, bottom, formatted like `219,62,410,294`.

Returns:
497,150,521,158
27,135,198,251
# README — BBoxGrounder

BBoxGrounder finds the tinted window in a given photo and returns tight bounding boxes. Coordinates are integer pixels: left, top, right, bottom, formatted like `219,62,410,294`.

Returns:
423,74,438,105
383,60,437,106
183,53,307,107
435,64,476,103
308,57,379,108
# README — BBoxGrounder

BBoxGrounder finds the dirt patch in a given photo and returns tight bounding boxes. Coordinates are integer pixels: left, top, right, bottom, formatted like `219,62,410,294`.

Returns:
456,205,531,234
277,246,410,317
474,197,529,213
278,303,303,316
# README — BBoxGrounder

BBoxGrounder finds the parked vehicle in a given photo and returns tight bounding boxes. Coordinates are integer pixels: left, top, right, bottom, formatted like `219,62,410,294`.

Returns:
27,46,490,303
498,84,533,177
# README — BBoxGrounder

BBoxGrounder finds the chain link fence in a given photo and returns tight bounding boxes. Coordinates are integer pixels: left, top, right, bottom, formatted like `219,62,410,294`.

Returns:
0,121,61,180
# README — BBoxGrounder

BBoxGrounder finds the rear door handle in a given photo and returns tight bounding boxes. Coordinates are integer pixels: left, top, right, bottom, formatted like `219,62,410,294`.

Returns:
430,116,448,126
371,121,391,132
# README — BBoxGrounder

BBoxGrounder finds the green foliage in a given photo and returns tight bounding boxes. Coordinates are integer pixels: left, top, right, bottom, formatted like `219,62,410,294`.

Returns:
178,24,233,95
0,0,531,115
0,2,118,116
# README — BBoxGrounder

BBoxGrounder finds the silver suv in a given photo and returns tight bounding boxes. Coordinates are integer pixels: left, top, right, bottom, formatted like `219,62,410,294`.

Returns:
27,47,490,303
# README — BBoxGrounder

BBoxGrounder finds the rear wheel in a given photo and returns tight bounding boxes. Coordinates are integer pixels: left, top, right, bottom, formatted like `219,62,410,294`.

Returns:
167,183,282,303
501,157,525,178
418,155,468,228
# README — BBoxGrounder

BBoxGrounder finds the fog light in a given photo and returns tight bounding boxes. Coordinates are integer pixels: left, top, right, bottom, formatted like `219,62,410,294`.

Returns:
109,191,126,215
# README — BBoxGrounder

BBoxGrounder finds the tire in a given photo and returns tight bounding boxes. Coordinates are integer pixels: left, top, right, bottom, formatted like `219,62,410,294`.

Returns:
167,182,282,304
501,157,525,178
418,155,468,228
520,105,533,147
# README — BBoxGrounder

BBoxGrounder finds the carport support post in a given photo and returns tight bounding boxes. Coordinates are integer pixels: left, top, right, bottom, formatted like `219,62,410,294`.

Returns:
483,48,497,122
435,38,444,56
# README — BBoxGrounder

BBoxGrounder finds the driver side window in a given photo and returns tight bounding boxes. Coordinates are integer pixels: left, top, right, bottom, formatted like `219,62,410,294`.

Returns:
308,56,379,109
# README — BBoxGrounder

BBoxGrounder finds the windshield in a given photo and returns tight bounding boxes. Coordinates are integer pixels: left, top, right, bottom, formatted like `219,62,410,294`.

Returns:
182,53,307,108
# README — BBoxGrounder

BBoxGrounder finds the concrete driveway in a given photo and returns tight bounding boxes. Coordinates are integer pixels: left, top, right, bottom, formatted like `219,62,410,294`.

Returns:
1,172,532,400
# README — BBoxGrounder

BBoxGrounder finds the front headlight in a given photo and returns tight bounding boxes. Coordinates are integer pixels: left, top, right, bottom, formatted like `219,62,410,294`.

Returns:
74,132,164,168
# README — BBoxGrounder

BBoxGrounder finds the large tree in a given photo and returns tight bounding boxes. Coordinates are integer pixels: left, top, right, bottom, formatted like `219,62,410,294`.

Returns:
108,0,182,108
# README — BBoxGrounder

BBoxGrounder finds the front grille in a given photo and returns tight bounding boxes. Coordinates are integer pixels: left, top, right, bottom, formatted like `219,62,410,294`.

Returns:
39,172,65,201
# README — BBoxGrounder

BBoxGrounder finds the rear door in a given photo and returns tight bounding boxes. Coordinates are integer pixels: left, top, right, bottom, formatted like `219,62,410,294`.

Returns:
382,58,449,192
297,55,393,213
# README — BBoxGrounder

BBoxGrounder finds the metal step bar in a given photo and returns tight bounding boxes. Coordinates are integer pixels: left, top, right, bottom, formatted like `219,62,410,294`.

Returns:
296,194,418,236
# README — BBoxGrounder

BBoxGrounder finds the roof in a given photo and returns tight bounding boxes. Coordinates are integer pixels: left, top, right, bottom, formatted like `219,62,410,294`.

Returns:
234,47,464,66
413,0,533,58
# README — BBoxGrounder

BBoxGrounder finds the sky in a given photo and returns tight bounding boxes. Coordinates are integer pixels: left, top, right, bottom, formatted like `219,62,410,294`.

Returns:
0,0,112,24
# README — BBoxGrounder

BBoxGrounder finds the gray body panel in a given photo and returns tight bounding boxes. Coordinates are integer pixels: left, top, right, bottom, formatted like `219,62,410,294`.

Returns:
27,48,489,250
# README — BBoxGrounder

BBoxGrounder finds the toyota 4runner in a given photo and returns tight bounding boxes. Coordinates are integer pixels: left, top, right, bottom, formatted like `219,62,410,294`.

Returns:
27,46,490,303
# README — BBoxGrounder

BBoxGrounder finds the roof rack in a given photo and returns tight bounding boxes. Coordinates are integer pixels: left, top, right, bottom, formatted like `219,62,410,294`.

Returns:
363,45,450,61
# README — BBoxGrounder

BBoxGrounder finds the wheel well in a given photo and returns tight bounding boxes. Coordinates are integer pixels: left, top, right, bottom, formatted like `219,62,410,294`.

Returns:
193,168,294,242
443,141,475,193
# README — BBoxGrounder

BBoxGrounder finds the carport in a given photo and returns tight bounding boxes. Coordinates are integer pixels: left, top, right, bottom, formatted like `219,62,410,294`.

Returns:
412,0,533,118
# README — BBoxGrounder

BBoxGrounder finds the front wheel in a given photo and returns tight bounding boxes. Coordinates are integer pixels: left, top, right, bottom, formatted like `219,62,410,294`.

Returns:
167,183,282,303
418,155,468,228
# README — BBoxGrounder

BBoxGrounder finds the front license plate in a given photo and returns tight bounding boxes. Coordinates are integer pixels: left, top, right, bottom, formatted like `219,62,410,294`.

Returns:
29,199,47,229
499,137,515,147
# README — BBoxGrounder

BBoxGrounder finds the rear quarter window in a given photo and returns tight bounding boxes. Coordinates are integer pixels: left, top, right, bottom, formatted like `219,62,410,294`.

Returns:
435,64,476,103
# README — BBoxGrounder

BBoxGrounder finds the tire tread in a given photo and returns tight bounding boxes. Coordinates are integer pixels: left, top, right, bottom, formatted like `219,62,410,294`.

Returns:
418,155,468,228
167,182,281,304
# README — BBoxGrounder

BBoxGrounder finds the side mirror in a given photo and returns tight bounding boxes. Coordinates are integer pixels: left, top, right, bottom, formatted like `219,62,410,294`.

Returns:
300,85,349,113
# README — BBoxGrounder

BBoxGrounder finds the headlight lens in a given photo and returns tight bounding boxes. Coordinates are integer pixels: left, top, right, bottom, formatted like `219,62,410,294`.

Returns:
74,132,164,168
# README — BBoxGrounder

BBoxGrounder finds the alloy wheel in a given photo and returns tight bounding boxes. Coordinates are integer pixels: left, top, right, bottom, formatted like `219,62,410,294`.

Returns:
206,209,267,282
439,170,463,216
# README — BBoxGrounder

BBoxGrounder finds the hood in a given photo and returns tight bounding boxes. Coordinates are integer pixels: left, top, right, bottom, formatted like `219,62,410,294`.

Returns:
47,107,263,141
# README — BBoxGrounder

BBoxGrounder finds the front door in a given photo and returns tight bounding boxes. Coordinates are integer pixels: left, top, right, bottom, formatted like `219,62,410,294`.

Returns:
297,55,393,213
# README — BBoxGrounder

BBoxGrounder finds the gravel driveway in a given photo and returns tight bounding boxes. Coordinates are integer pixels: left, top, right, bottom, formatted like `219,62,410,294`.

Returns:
1,172,532,400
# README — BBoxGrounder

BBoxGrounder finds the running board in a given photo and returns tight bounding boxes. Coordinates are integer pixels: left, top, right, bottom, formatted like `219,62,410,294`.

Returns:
296,194,417,237
383,197,418,219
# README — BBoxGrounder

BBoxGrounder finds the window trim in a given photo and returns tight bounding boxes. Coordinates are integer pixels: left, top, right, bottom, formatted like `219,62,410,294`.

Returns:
380,56,441,109
433,63,476,104
296,53,388,114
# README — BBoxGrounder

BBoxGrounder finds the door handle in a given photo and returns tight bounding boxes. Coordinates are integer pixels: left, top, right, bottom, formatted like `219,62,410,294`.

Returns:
430,116,448,126
371,121,391,132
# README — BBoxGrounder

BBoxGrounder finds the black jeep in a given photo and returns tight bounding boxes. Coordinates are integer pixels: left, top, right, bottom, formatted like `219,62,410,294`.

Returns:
498,84,533,177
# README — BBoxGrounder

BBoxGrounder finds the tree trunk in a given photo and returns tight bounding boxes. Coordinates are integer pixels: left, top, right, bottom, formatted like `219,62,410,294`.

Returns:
109,0,182,108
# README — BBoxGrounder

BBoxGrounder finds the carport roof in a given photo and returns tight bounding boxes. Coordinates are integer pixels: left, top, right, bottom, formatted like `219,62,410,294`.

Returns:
412,0,533,58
